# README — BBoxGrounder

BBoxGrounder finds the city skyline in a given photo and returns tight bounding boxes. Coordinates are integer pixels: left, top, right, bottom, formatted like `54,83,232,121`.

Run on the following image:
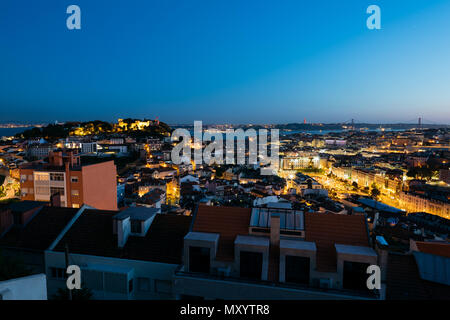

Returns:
1,1,450,123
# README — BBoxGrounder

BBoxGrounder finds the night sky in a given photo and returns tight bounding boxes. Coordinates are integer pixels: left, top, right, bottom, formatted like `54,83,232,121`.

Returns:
1,0,450,124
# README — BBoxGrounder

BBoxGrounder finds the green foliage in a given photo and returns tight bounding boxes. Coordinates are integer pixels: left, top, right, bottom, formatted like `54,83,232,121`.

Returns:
15,120,171,140
213,165,230,178
406,166,435,181
297,168,324,174
370,187,381,200
0,186,6,198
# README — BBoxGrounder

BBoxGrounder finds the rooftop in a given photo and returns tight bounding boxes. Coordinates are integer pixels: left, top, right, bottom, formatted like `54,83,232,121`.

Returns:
7,200,45,213
192,204,252,262
0,206,79,251
53,210,192,264
415,241,450,258
305,212,370,272
113,206,158,221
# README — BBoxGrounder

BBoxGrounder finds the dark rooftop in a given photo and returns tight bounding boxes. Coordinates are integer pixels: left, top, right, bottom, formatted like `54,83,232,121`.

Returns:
386,252,450,300
7,200,46,213
0,206,79,251
54,210,192,264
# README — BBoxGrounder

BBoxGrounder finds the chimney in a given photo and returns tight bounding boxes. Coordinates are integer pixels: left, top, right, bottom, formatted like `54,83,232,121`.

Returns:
117,217,131,248
270,212,280,247
375,237,389,283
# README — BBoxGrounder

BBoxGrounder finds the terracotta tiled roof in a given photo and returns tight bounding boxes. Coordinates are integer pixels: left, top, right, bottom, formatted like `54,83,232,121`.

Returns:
305,212,369,272
192,204,252,261
416,241,450,258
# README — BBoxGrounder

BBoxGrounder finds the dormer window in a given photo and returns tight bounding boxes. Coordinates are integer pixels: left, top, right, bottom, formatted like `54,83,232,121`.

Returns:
343,261,370,291
240,251,263,280
189,246,210,273
285,256,310,285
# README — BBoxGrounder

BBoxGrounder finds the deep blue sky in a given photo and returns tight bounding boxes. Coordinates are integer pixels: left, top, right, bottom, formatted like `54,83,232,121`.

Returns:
1,0,450,124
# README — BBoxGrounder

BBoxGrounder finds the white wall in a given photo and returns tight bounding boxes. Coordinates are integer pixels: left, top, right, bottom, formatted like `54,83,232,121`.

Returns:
0,274,47,300
45,251,178,300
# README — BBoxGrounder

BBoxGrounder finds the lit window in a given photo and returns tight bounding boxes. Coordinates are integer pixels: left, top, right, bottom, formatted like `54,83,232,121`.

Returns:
71,189,79,196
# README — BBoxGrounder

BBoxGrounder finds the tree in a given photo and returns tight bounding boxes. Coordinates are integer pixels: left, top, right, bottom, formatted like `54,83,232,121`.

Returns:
0,186,6,198
371,187,381,201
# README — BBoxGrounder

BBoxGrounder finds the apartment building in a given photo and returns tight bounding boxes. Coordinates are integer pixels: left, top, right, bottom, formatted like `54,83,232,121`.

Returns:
399,191,450,219
19,150,117,210
173,205,381,300
332,166,403,194
281,154,321,170
26,143,53,160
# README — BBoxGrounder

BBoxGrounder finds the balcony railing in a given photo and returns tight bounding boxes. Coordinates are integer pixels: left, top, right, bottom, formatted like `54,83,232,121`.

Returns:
173,265,379,299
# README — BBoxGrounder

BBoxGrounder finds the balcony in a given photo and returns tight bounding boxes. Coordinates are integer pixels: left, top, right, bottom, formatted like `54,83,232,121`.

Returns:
172,265,379,300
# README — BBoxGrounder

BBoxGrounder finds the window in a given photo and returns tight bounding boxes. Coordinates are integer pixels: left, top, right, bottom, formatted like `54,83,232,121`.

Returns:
36,187,49,195
343,261,370,291
71,176,79,183
28,175,33,181
240,251,263,280
154,280,171,294
104,272,128,294
50,267,66,279
71,189,79,196
82,269,103,290
72,204,80,208
50,173,64,181
35,174,49,182
50,187,65,196
138,277,151,292
189,246,210,273
131,220,142,233
21,188,28,195
285,256,310,285
20,175,27,182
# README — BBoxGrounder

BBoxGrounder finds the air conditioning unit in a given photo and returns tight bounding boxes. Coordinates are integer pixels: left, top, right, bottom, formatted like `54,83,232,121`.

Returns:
319,278,332,289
